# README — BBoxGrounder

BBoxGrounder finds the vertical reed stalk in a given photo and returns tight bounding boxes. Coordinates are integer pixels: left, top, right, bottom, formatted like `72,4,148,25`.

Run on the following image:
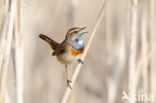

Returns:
128,0,137,103
141,8,148,91
14,0,24,103
0,0,17,103
0,1,8,73
150,0,156,98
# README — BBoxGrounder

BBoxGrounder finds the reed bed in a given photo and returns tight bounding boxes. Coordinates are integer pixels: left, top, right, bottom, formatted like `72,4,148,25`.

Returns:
0,0,156,103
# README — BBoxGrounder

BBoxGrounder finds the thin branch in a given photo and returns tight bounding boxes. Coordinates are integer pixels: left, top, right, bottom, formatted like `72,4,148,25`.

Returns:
0,0,17,103
61,0,110,103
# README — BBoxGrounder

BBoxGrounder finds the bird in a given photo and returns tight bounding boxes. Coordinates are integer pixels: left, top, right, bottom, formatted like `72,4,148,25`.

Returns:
39,27,87,88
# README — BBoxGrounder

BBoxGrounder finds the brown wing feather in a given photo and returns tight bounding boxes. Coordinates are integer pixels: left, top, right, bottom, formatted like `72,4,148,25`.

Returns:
52,43,67,56
39,34,59,50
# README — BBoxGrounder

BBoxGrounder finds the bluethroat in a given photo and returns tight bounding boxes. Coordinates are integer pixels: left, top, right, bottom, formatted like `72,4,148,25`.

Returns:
39,27,87,88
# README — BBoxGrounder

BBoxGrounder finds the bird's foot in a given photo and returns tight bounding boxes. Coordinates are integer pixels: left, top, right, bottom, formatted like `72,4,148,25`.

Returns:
78,59,84,64
67,79,72,89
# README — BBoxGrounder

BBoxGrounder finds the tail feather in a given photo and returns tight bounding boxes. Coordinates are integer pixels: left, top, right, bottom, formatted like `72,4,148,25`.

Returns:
39,34,59,50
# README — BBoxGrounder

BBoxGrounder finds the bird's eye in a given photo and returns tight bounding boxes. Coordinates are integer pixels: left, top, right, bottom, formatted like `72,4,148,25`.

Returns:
74,31,77,33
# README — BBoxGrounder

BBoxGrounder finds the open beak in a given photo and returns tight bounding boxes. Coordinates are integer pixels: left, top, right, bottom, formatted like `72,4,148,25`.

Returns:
78,27,88,34
81,32,88,35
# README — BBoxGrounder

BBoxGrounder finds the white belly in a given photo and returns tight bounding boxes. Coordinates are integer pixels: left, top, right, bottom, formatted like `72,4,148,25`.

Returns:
56,50,79,65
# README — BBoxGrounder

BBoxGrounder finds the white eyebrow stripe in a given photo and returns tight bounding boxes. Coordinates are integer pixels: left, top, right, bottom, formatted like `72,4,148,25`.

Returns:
68,29,79,34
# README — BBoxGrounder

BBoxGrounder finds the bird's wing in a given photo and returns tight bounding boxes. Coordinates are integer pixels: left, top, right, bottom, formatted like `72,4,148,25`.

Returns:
39,34,59,50
52,43,67,56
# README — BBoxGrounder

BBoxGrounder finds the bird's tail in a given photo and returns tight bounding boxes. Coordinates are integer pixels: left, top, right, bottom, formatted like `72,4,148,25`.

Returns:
39,34,59,50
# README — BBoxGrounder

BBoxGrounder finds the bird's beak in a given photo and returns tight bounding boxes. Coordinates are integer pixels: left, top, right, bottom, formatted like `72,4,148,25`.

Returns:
81,32,88,35
78,27,88,34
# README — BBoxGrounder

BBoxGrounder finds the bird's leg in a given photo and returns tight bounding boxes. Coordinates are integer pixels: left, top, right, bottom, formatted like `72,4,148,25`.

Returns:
65,65,67,68
65,65,72,89
78,59,84,64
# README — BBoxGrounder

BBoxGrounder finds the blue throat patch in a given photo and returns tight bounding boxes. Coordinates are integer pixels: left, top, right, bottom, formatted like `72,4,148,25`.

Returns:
72,34,84,51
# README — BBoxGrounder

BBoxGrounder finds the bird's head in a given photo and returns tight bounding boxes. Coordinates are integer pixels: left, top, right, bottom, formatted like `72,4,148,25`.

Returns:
66,27,88,41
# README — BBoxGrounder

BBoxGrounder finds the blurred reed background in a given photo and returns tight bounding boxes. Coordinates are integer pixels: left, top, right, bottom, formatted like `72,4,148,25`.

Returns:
0,0,156,103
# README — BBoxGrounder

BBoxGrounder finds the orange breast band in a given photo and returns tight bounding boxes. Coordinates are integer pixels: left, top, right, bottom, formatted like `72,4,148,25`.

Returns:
71,48,84,56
